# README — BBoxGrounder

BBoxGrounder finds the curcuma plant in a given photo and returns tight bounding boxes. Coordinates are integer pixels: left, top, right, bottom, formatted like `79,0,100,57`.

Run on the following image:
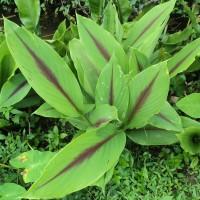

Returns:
3,0,200,199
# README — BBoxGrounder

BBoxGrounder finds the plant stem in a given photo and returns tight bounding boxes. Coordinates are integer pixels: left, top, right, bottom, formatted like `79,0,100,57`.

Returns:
0,164,12,169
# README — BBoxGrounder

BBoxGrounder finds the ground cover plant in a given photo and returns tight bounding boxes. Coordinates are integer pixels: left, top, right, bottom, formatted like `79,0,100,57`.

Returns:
0,0,200,199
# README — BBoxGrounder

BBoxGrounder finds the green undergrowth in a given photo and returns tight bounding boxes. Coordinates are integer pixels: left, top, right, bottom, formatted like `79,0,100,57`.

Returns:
1,116,199,200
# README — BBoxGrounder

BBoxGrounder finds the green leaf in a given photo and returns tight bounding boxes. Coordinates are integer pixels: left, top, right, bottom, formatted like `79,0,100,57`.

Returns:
186,56,200,73
67,117,89,130
129,48,150,77
115,0,132,23
181,116,200,129
0,183,26,200
176,93,200,118
95,56,129,121
125,64,169,129
168,38,200,78
10,150,56,183
34,102,66,118
102,2,124,43
5,19,84,117
91,161,117,192
0,73,31,108
23,124,126,198
123,0,175,51
0,54,16,89
0,119,9,128
88,0,105,22
177,127,200,155
89,104,119,128
127,126,178,145
162,26,194,45
14,0,40,31
69,39,100,98
138,20,167,58
77,15,129,74
148,101,183,132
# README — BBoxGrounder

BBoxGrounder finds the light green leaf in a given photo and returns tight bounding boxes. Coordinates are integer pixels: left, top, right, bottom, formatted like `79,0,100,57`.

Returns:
0,183,26,200
181,116,200,129
139,20,167,58
88,0,105,22
67,117,89,130
69,39,100,98
34,102,66,118
176,93,200,118
168,38,200,78
23,124,126,199
10,150,56,183
129,48,150,77
115,0,132,23
89,104,119,128
162,26,194,45
102,2,124,43
14,0,40,31
95,56,129,121
5,19,84,117
77,15,129,74
125,64,169,129
123,0,175,51
177,127,200,155
127,126,178,145
149,101,183,132
0,73,31,108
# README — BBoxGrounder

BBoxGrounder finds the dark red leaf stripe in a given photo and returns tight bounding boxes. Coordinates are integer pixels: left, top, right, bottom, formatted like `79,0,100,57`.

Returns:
130,9,166,47
15,32,81,114
126,71,160,125
109,65,114,105
36,132,117,189
169,44,200,75
82,24,110,61
94,118,109,127
6,80,27,101
156,113,178,129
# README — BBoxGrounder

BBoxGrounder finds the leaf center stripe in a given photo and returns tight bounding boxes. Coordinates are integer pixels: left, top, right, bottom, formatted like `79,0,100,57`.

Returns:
126,71,160,125
82,24,110,61
109,65,114,105
130,9,166,47
94,118,109,127
15,33,81,114
37,132,117,189
169,44,200,75
7,80,27,101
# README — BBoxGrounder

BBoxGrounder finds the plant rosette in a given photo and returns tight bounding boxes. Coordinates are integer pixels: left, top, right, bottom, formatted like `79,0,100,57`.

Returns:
177,127,200,155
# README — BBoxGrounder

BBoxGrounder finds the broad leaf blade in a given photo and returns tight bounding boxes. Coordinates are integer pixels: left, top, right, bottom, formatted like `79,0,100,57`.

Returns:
0,73,31,108
34,102,66,118
127,126,178,145
5,19,84,117
69,39,100,98
0,183,26,200
123,0,175,51
102,2,124,43
95,56,129,121
176,93,200,118
89,104,119,128
10,150,56,183
77,15,129,74
14,0,40,31
149,101,183,132
129,48,150,77
168,38,200,77
125,64,169,129
181,116,200,129
88,0,105,22
24,124,126,199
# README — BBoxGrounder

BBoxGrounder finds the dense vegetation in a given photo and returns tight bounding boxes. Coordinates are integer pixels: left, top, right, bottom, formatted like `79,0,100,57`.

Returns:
0,0,199,199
